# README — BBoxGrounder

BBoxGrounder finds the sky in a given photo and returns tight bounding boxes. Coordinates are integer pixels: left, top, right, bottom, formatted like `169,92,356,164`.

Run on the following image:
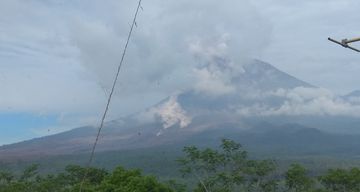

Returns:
0,0,360,145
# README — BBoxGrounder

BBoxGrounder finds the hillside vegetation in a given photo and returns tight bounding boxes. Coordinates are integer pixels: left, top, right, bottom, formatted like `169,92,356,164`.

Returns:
1,139,360,192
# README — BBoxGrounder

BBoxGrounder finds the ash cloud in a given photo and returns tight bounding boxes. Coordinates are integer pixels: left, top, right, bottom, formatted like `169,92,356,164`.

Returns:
134,95,191,134
190,34,238,96
70,0,272,102
153,95,191,130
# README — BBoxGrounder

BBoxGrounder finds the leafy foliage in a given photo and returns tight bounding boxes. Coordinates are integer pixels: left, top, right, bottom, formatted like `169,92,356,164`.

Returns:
98,166,173,191
0,165,172,192
1,139,360,192
319,168,360,192
177,139,277,192
285,164,314,192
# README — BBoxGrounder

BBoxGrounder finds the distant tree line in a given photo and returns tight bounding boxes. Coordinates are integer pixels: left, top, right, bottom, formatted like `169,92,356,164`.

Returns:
1,139,360,192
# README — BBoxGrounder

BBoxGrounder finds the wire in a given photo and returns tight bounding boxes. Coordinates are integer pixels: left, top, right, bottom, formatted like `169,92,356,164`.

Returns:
79,0,143,191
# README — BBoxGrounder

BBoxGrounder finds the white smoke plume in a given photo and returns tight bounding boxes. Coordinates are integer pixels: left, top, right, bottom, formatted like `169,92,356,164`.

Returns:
153,95,192,129
134,94,192,133
189,34,242,96
69,0,272,111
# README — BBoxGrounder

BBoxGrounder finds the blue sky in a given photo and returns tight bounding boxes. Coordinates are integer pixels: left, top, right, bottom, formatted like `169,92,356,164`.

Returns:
0,0,360,145
0,113,57,144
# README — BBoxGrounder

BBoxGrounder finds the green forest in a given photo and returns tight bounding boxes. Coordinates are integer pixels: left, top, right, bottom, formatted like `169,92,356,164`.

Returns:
1,139,360,192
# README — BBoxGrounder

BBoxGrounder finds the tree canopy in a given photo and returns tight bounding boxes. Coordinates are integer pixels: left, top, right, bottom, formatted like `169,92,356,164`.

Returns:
1,139,360,192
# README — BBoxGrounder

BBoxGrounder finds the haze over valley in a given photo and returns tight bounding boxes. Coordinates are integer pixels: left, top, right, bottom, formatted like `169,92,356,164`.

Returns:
1,1,360,191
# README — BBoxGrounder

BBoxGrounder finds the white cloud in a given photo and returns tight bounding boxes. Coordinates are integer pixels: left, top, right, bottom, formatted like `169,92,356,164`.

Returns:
189,34,242,96
251,0,360,94
266,87,360,116
2,0,360,142
193,67,236,96
237,87,360,117
271,87,333,102
69,0,271,99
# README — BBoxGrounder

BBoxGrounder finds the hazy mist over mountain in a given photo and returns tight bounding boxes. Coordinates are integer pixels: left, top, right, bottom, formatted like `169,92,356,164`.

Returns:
3,2,360,192
1,0,360,163
2,59,360,161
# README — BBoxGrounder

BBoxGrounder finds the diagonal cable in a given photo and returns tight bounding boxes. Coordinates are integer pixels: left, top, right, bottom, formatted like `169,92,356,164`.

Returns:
79,0,143,191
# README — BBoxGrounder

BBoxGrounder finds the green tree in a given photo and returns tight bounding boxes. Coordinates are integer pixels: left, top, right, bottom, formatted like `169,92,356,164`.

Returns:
98,166,173,192
164,179,187,192
0,171,14,185
244,160,278,192
177,139,277,192
285,164,314,192
319,168,360,192
0,164,39,192
19,164,39,182
62,165,108,186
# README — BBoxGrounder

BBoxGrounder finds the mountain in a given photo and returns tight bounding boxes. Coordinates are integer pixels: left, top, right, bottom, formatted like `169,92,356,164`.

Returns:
176,60,313,112
1,60,360,161
2,121,360,164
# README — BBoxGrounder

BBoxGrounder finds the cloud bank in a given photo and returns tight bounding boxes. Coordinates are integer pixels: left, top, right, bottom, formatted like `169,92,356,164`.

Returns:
237,87,360,117
2,0,360,143
70,0,272,99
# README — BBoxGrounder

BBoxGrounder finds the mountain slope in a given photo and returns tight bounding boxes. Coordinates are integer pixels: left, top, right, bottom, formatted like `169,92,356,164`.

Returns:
2,121,360,162
1,60,360,161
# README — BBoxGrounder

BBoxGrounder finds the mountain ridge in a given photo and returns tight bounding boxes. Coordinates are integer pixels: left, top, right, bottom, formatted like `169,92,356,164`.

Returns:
1,59,360,161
